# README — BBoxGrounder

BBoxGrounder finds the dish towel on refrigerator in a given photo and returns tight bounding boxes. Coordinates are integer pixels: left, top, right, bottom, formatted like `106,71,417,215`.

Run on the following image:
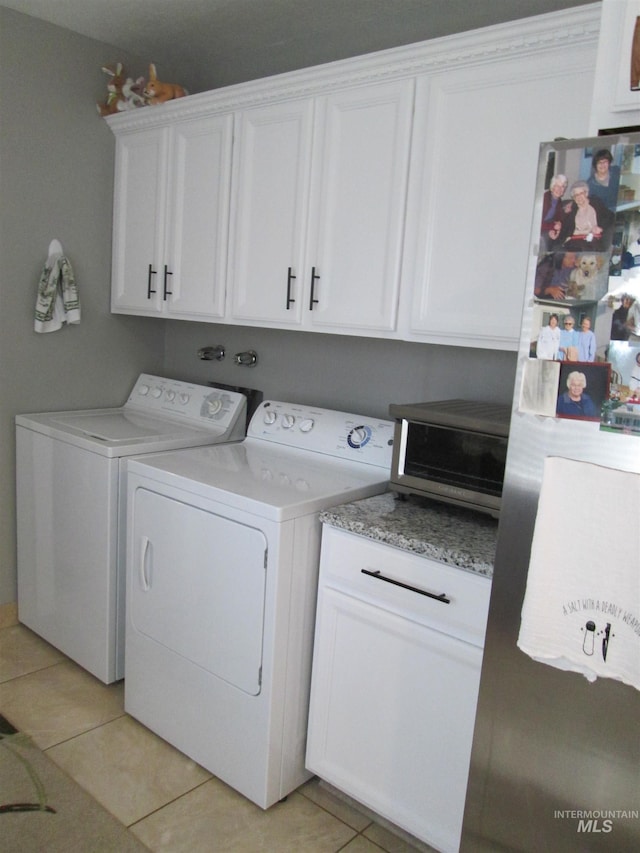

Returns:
517,456,640,691
34,242,80,333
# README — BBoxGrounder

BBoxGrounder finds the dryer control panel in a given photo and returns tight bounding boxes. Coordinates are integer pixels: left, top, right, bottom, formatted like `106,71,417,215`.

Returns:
127,374,247,431
248,401,394,469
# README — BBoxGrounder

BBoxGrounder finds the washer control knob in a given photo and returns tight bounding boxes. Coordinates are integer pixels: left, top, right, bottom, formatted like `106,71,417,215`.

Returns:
151,387,163,399
348,425,371,448
179,393,190,405
138,384,150,396
263,410,277,425
299,418,314,433
207,398,223,415
165,390,176,402
282,414,295,429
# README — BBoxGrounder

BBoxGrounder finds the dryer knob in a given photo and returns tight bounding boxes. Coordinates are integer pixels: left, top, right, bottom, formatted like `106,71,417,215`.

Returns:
299,418,314,433
165,390,176,402
282,414,295,429
138,384,150,396
348,426,370,447
151,387,163,399
263,410,277,425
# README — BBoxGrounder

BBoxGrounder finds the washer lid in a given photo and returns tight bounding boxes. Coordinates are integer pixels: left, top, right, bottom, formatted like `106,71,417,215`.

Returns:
16,407,232,457
15,375,248,457
126,439,390,521
49,410,212,443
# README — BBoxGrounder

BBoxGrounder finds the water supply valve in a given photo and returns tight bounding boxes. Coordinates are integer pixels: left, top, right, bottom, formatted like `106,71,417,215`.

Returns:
234,350,258,367
198,345,225,361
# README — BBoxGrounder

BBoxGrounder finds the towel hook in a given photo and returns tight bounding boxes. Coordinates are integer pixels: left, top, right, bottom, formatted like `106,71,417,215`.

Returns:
48,239,63,257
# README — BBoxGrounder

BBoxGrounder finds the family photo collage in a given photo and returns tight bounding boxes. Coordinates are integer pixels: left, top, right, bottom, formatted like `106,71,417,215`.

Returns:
520,139,640,437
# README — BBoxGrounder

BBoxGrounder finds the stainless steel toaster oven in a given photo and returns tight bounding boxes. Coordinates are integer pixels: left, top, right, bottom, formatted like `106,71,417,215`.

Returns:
388,399,511,517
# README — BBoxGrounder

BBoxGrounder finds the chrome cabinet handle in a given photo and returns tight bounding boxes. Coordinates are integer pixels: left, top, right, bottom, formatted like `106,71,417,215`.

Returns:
147,264,157,298
309,267,320,310
286,267,296,309
361,568,450,604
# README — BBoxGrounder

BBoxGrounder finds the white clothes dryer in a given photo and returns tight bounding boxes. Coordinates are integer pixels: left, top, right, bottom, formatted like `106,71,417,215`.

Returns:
124,400,394,808
16,374,247,683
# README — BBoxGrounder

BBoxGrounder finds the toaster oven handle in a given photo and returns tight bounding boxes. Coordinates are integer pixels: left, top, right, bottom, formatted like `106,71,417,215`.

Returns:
361,568,450,604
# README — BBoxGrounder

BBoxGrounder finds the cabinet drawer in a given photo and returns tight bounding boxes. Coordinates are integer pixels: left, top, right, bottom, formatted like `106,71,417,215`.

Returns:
319,525,491,647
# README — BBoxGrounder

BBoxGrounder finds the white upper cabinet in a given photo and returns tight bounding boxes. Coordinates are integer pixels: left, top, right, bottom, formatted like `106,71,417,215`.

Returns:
111,114,232,320
304,81,413,334
397,23,599,350
590,0,640,134
227,80,414,335
108,4,600,346
227,99,314,326
111,126,169,315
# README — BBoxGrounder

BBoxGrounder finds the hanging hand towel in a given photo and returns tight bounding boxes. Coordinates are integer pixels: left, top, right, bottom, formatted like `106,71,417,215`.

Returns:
34,244,80,333
517,456,640,691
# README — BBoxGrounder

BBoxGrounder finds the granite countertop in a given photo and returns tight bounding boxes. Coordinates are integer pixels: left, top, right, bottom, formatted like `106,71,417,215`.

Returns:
320,492,498,577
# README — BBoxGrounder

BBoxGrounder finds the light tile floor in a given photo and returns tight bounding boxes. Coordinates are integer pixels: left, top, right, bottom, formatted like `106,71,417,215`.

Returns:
0,624,435,852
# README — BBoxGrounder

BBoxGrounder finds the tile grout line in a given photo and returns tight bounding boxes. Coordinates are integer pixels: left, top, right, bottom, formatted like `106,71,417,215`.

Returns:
2,626,428,852
125,775,214,830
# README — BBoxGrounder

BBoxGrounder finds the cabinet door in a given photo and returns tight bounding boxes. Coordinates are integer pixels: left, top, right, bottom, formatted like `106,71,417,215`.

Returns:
305,80,413,333
590,0,640,134
165,115,233,319
227,99,314,325
400,56,594,349
111,127,169,315
306,585,483,853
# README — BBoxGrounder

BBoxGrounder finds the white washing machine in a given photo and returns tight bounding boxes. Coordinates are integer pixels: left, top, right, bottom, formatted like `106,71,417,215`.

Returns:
15,374,247,684
124,400,394,809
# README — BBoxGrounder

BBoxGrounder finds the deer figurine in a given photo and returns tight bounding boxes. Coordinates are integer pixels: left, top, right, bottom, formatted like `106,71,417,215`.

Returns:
143,64,188,105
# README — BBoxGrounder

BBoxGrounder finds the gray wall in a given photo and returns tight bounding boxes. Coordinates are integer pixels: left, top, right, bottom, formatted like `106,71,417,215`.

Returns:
0,7,517,608
164,323,516,420
0,8,165,604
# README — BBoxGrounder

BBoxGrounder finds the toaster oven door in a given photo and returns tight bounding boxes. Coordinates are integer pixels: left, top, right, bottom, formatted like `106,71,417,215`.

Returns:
390,418,507,514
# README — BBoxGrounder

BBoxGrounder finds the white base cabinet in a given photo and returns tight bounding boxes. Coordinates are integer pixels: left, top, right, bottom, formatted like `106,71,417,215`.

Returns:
306,526,491,853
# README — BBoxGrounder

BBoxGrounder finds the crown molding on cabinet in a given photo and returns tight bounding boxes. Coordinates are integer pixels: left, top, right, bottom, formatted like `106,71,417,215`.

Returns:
106,4,601,133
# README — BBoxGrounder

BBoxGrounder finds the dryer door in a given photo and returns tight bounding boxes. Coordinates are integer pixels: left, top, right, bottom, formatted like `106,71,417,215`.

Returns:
130,487,267,695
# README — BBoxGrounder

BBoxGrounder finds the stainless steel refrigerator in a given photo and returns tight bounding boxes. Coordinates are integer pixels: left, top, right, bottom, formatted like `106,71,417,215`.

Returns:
462,133,640,852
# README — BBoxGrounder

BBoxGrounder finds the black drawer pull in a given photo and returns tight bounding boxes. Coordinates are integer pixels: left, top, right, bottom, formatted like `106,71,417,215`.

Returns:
163,265,173,300
309,266,320,310
147,263,157,298
286,267,296,309
361,568,450,604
